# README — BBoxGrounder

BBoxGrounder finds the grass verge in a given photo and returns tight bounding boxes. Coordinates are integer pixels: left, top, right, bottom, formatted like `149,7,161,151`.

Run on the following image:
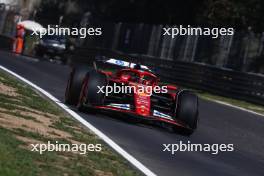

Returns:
0,70,142,176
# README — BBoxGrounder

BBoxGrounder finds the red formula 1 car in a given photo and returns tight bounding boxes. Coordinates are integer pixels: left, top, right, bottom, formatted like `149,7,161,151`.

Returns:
65,58,198,134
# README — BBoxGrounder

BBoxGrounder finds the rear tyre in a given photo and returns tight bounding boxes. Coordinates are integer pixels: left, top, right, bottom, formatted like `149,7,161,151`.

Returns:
175,91,198,134
77,70,107,111
65,66,89,105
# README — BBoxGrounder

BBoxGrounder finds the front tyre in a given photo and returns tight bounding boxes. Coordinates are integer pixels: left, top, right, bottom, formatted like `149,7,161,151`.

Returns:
65,66,89,105
77,70,107,111
175,91,199,134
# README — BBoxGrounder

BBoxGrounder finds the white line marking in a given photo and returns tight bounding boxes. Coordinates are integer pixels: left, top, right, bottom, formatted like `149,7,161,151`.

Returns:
205,98,264,117
0,65,157,176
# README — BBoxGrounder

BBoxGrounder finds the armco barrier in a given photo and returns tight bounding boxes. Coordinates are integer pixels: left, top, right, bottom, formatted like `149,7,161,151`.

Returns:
0,35,14,51
68,47,264,106
146,57,264,106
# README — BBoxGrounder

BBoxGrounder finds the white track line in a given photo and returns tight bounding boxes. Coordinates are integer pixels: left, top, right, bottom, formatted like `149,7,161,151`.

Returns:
184,90,264,117
208,99,264,117
0,65,157,176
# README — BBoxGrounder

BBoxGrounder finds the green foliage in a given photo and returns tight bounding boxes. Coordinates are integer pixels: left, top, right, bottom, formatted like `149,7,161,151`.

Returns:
199,0,264,32
35,0,264,32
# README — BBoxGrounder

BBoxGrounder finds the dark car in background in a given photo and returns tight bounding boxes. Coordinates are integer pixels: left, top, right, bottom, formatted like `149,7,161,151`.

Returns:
35,35,67,63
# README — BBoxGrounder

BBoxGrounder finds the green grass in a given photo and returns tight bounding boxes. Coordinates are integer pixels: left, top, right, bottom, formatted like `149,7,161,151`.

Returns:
0,70,142,176
0,128,39,176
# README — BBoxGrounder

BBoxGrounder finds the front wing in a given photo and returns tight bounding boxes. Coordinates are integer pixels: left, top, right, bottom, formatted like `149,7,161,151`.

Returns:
87,104,191,130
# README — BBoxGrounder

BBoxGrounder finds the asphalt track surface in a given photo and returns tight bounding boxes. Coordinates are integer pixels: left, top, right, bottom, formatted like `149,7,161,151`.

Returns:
0,51,264,176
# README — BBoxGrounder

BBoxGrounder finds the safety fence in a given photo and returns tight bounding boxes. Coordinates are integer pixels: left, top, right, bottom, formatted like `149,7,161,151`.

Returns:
80,22,264,74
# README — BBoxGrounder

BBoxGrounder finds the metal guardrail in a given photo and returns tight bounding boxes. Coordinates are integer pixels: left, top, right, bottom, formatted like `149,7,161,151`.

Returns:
68,47,264,106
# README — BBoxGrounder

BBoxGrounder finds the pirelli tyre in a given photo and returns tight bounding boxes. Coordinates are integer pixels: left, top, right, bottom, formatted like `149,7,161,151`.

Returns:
65,66,89,105
77,70,107,111
176,91,199,132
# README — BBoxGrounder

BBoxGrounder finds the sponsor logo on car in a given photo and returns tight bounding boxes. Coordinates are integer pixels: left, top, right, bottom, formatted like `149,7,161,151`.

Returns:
153,110,173,120
107,103,130,110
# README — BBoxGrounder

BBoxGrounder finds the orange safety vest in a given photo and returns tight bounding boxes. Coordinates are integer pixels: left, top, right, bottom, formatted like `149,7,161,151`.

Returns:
13,24,25,54
14,37,23,54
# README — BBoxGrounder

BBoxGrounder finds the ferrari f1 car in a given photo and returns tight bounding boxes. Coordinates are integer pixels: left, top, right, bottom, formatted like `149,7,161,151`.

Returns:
65,58,199,134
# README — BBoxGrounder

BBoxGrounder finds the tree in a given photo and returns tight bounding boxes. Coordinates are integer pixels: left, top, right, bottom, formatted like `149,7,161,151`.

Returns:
35,0,264,32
